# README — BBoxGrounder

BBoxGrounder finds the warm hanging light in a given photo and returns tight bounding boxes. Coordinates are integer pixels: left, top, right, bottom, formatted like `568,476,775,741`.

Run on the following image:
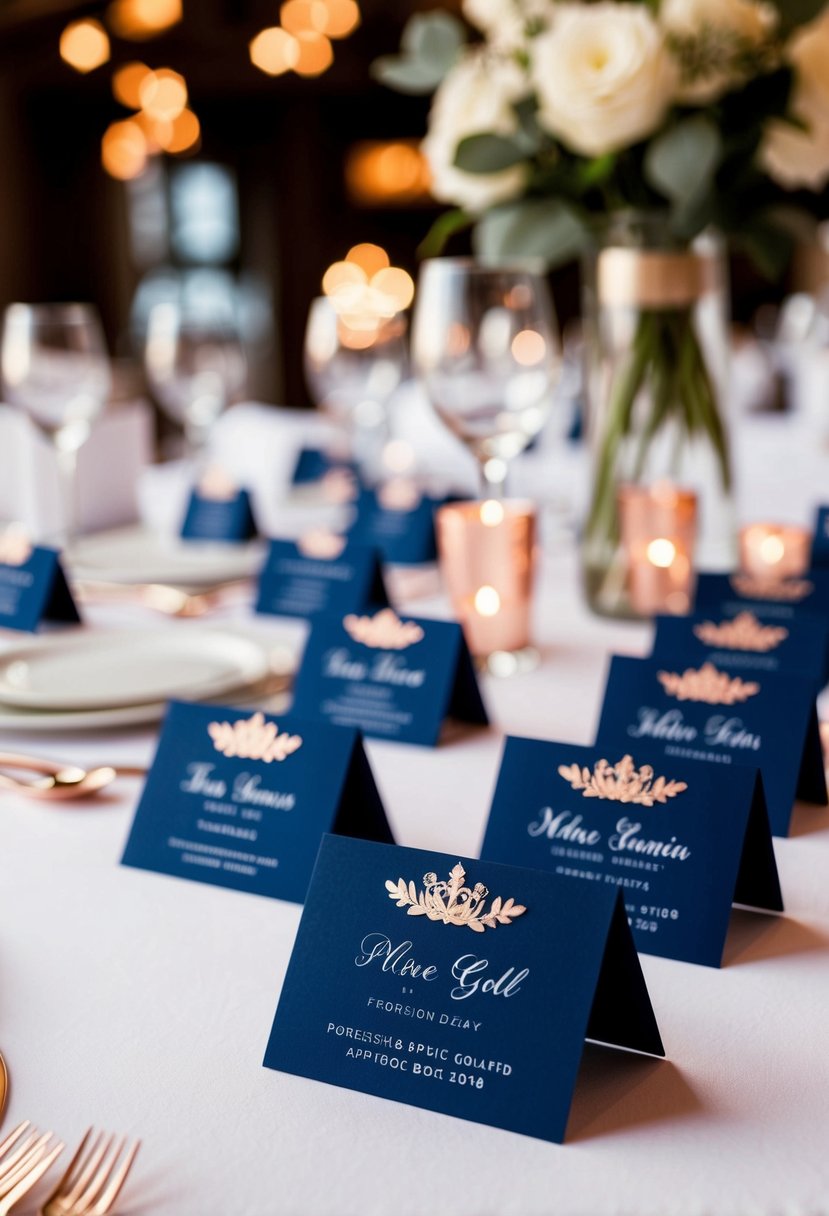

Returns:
292,30,334,77
106,0,183,40
101,118,148,180
249,27,300,76
280,0,329,35
138,68,188,121
112,61,151,108
60,19,111,73
321,0,360,38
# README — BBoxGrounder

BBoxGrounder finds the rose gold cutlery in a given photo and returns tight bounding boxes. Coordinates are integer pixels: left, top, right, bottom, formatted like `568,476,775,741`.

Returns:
39,1128,140,1216
0,754,146,802
0,1122,64,1216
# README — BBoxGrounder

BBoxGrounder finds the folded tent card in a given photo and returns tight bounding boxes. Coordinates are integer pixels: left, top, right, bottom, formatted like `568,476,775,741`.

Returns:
263,835,664,1145
290,608,489,747
180,466,257,543
346,480,443,566
0,531,80,632
809,505,829,569
595,654,827,838
121,700,393,903
481,737,782,968
651,608,829,687
255,532,388,621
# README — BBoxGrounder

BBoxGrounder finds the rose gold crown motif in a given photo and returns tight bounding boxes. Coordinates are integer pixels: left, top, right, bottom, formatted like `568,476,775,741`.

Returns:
207,711,302,763
198,464,238,502
386,863,525,932
693,611,789,653
343,608,424,650
558,755,688,805
322,467,359,504
730,574,813,602
0,529,32,567
657,662,760,705
296,529,347,560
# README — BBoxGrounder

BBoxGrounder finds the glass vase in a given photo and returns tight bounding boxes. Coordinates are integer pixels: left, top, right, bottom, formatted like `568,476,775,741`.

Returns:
581,213,736,618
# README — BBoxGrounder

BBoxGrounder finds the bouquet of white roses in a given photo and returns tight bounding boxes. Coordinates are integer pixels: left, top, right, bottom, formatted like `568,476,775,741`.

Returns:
376,0,829,614
375,0,829,272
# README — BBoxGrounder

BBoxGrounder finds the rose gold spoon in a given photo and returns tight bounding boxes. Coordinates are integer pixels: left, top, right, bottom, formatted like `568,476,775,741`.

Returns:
0,753,145,802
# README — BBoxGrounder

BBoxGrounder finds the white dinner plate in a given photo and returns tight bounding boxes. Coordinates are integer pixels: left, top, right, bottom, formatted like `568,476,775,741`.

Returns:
67,526,264,587
0,628,273,711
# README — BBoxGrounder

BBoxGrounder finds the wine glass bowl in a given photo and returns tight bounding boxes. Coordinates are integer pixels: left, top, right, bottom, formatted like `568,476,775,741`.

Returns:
144,302,247,455
1,302,111,543
411,259,560,492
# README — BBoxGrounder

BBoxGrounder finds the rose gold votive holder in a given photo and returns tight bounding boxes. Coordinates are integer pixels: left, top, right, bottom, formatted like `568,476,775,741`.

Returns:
618,482,698,617
436,499,536,662
739,523,811,580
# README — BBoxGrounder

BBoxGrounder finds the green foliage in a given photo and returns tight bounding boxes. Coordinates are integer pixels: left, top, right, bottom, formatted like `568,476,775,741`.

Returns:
418,208,474,258
473,197,589,266
371,12,465,95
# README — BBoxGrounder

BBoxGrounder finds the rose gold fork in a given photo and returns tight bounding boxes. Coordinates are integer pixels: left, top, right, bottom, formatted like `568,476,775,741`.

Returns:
40,1129,140,1216
0,1121,64,1216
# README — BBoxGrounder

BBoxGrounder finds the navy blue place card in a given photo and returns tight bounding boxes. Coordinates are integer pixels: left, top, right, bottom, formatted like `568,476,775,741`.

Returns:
290,608,488,747
694,570,829,623
121,700,392,903
263,835,664,1144
180,475,257,543
651,610,829,687
254,535,388,621
481,738,782,968
595,655,827,838
0,534,80,632
291,447,358,488
347,482,441,565
810,506,829,569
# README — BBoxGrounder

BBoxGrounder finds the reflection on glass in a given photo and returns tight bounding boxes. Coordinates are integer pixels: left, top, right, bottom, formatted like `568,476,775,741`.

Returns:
411,259,561,495
1,302,111,543
144,301,247,457
303,296,407,475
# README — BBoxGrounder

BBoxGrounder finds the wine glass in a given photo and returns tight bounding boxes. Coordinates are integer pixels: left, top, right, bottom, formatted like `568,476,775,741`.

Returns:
303,296,408,478
0,302,111,544
144,301,247,459
411,259,561,495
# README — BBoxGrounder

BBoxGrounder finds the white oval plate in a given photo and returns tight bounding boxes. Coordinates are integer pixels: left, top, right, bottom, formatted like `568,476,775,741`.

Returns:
67,526,264,587
0,628,272,711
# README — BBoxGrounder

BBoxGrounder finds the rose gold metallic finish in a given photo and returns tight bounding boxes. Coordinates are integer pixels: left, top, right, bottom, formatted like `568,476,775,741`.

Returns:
40,1128,140,1216
597,248,721,309
0,1121,64,1215
617,482,698,617
436,499,536,657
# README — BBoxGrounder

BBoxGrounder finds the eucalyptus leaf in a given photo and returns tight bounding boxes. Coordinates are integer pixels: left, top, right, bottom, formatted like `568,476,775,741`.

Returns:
455,133,530,174
401,11,465,71
371,56,446,94
473,198,588,267
736,216,794,280
645,117,722,203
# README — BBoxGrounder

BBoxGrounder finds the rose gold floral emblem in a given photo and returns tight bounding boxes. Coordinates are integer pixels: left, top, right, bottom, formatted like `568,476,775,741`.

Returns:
321,467,359,504
657,662,759,705
386,863,525,932
207,711,302,762
558,755,687,805
296,529,347,560
693,611,788,652
730,574,813,602
378,478,421,512
198,464,238,502
0,528,32,567
343,608,424,649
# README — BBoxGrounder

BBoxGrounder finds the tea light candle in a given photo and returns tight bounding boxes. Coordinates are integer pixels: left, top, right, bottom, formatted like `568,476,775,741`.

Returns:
618,482,698,617
739,523,811,580
435,499,536,659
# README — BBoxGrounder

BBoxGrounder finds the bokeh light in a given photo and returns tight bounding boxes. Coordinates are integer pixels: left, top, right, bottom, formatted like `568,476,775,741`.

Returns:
112,61,151,108
293,31,334,77
101,119,147,180
107,0,183,40
139,68,188,121
345,243,389,278
249,27,300,76
280,0,329,35
59,19,111,74
323,0,361,38
345,141,431,206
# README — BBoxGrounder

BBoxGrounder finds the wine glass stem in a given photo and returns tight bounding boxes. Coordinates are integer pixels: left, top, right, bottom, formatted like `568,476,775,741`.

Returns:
54,444,78,546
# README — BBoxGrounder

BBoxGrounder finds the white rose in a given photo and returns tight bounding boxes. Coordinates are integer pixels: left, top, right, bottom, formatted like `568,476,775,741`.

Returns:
462,0,550,47
661,0,778,103
762,11,829,190
422,51,529,213
530,3,676,158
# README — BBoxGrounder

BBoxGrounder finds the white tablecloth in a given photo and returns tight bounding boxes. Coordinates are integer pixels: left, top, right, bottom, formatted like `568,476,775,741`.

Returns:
2,419,829,1216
